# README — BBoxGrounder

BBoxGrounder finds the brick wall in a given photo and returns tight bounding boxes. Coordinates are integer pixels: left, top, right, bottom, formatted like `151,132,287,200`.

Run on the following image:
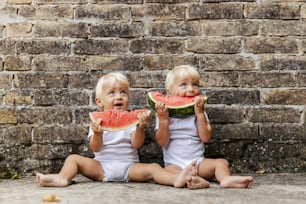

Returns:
0,0,305,175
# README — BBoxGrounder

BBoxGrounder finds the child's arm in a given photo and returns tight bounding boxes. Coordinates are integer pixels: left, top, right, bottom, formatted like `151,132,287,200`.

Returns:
89,118,104,152
131,111,150,148
194,96,212,143
155,102,170,147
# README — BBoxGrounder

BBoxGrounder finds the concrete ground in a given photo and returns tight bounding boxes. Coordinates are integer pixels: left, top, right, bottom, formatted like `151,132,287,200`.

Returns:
0,173,306,204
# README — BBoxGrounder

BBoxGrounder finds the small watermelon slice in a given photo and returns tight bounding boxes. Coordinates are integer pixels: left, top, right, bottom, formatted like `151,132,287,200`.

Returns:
89,109,151,131
147,91,208,118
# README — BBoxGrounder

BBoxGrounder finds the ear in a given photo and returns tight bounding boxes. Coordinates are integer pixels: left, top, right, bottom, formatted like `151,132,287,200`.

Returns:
166,89,171,95
95,97,104,110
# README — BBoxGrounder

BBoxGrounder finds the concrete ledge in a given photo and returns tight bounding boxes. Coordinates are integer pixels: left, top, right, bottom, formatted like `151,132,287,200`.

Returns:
0,173,305,204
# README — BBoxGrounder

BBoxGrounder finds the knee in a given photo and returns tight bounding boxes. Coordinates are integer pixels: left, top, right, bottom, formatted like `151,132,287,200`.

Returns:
149,163,162,170
217,158,229,168
65,154,80,163
147,163,162,177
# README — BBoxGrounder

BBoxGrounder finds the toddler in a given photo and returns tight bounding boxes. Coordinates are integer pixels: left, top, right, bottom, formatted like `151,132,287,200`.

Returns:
36,72,195,187
154,65,253,189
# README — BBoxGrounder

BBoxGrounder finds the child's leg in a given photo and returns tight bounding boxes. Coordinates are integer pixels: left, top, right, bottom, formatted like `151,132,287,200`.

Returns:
186,175,210,189
128,162,197,188
172,161,209,189
36,154,104,187
198,158,253,188
219,175,253,188
171,161,198,187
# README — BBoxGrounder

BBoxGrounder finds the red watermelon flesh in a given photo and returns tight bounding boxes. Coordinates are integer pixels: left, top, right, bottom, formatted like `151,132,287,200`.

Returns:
147,92,195,108
89,109,151,131
147,91,208,118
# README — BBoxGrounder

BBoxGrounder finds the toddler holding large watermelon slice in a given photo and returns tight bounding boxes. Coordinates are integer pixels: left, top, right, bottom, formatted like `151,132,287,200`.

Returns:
153,65,254,189
36,72,197,188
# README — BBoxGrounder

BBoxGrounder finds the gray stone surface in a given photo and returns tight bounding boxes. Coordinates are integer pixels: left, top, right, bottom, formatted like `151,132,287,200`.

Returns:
0,173,306,204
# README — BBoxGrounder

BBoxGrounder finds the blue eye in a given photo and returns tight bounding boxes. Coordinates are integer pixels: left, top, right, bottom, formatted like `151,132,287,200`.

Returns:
193,83,199,88
120,91,127,96
180,83,187,88
108,91,115,96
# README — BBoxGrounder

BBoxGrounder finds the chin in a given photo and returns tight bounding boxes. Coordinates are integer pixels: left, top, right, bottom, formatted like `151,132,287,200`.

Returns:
113,107,125,111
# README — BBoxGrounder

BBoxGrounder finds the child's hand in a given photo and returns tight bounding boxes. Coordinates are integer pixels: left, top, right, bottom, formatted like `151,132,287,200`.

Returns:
137,111,150,129
90,118,103,135
194,96,206,115
155,102,169,120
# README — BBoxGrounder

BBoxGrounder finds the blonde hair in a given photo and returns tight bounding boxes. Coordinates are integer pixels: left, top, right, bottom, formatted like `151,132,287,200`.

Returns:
95,72,129,99
165,65,200,91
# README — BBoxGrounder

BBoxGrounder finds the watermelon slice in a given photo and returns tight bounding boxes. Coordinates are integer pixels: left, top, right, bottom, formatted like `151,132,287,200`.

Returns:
147,91,208,118
89,109,151,131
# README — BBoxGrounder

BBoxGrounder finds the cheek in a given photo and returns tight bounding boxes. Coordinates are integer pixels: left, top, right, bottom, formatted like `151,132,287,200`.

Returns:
194,89,200,94
103,99,113,106
168,87,178,95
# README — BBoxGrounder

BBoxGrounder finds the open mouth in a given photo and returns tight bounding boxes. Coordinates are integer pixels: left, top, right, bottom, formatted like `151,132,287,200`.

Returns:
114,103,123,107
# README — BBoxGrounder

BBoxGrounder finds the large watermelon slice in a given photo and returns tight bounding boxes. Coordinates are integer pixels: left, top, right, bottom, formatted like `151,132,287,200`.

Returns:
89,109,151,131
147,91,208,118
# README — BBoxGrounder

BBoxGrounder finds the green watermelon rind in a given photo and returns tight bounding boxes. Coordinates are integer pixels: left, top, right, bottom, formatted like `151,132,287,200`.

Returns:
147,92,208,118
89,110,150,131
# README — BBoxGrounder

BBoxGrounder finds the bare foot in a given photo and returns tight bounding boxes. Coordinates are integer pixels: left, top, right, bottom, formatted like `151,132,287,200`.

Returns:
186,176,210,189
173,161,197,188
219,176,253,188
36,172,69,187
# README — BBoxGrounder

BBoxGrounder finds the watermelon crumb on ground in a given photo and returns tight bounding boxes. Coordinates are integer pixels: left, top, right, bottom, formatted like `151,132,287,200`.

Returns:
147,91,208,118
89,109,151,131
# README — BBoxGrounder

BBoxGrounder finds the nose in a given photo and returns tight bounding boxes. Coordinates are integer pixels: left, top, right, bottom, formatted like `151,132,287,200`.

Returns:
115,92,122,99
187,84,194,91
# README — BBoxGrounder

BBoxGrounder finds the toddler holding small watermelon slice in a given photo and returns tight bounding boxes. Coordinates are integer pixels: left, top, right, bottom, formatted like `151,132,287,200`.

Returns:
153,65,254,189
36,72,196,187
